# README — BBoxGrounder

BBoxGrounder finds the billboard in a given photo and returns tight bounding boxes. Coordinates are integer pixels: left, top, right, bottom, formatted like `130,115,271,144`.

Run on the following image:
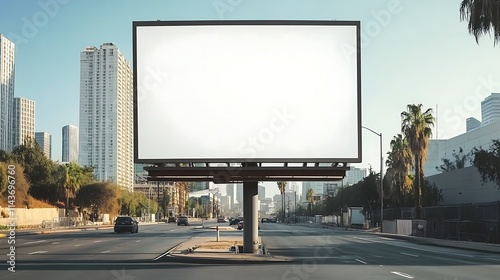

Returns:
133,20,361,163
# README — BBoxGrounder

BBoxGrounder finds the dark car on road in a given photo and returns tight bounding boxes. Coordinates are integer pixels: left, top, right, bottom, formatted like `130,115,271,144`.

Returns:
167,216,177,223
217,216,226,223
177,216,189,226
230,217,243,225
268,217,277,223
114,216,138,233
237,220,260,230
261,218,268,223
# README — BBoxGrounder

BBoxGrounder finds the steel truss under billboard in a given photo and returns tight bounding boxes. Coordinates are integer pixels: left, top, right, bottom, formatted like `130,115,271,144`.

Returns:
133,20,361,165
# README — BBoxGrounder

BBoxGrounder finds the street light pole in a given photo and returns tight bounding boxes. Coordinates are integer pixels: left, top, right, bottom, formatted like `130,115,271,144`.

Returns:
362,126,383,231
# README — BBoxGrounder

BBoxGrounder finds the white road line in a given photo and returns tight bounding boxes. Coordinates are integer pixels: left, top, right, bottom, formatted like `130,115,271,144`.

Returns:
401,252,419,258
101,250,110,253
355,258,367,264
93,240,102,243
136,240,141,242
25,240,46,245
28,251,48,255
391,271,414,279
75,244,81,247
380,237,394,240
51,242,60,244
352,236,475,258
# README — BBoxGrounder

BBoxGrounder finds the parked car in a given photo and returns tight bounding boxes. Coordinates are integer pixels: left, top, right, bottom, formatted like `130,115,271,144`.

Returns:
268,217,277,223
217,216,226,223
167,216,177,223
261,218,268,223
177,216,189,226
114,216,139,233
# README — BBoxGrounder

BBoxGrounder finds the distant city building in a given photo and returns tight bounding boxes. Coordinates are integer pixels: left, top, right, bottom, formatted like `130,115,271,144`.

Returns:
134,163,149,184
35,132,51,159
235,183,243,203
62,124,79,162
425,120,500,177
226,183,234,204
79,43,133,191
481,93,500,126
0,34,15,152
12,97,35,148
301,181,325,202
466,117,481,132
258,185,266,201
343,167,367,186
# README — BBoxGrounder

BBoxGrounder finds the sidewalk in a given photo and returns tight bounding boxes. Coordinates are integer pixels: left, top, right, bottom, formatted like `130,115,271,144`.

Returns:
166,235,289,263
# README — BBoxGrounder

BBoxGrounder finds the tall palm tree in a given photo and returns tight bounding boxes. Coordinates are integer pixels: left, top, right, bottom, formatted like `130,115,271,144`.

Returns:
401,104,435,219
306,188,315,216
60,162,86,215
460,0,500,45
386,134,414,207
277,181,287,221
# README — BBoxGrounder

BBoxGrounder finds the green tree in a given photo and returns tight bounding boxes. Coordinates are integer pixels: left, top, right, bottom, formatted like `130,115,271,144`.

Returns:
471,139,500,188
385,134,414,207
59,162,94,214
460,0,500,45
401,104,435,219
0,163,30,208
74,182,121,219
10,138,59,202
277,181,287,221
306,188,315,215
436,147,471,173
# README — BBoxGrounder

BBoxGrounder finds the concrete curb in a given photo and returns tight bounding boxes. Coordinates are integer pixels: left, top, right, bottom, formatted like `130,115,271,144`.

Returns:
163,254,289,264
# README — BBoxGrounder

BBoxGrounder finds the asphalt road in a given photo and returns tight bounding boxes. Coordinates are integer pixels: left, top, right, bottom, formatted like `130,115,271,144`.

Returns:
0,221,499,280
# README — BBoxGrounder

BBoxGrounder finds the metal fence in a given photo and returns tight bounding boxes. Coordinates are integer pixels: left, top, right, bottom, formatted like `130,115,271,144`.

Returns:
381,201,500,244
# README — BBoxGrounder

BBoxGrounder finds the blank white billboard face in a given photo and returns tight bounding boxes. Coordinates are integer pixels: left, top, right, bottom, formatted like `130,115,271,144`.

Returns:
134,21,360,163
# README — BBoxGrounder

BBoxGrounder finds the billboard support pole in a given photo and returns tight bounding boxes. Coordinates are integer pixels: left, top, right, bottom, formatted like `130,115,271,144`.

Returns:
243,164,259,253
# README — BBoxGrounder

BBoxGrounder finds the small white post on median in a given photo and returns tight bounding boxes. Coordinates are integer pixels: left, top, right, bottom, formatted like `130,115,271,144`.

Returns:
216,225,220,242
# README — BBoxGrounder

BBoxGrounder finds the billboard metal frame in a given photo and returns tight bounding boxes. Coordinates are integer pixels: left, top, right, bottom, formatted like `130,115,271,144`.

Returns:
133,20,362,166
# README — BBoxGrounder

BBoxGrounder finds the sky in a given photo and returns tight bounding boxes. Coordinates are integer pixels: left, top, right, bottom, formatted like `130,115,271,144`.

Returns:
2,0,500,199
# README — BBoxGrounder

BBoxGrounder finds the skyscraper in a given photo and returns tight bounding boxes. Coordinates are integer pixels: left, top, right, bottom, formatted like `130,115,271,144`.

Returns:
62,124,79,162
481,93,500,126
35,132,51,159
0,34,15,152
79,43,133,191
13,97,35,148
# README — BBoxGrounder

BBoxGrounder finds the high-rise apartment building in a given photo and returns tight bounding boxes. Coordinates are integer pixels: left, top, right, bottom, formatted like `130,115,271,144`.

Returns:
481,93,500,126
79,43,133,191
0,34,15,152
62,124,79,162
13,97,35,148
35,132,51,159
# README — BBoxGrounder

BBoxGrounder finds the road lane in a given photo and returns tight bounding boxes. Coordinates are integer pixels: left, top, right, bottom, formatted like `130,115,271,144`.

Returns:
260,222,500,279
1,221,499,280
1,223,200,263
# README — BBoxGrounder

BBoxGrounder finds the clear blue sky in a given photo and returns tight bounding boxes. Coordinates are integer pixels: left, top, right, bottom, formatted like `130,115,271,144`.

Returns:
2,0,500,199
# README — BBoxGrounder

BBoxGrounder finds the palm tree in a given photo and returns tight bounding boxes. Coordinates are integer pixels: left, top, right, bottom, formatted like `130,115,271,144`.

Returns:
460,0,500,45
401,104,435,219
277,181,287,222
306,188,315,216
60,162,87,215
386,134,414,207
